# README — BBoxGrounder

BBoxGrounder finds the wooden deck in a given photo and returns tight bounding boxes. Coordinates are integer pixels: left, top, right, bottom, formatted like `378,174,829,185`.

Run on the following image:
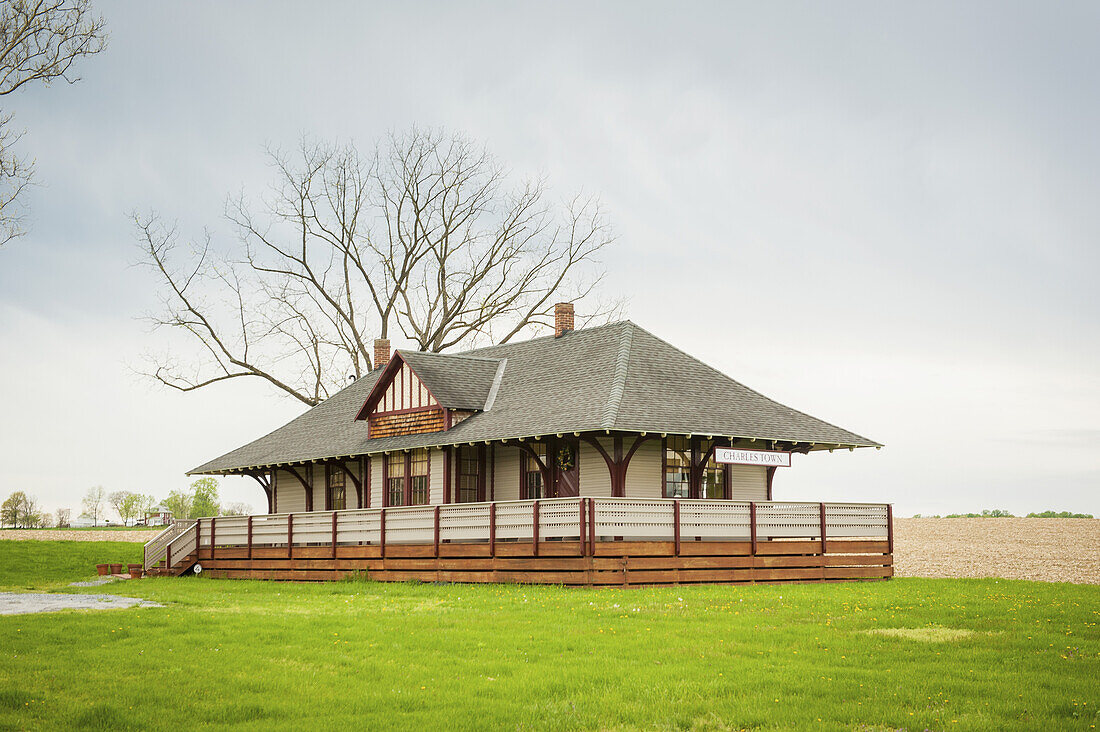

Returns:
146,498,893,586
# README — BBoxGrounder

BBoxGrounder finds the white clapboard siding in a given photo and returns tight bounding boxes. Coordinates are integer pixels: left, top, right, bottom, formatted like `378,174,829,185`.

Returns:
624,441,662,498
579,437,612,497
729,464,768,501
340,462,362,509
494,446,522,501
369,458,383,508
429,449,444,505
275,469,307,513
312,471,326,511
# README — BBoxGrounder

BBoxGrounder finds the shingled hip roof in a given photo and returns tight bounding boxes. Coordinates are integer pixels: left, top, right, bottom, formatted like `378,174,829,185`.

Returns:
189,321,880,474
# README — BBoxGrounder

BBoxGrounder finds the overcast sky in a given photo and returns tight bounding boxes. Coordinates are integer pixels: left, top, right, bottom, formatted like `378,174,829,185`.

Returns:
1,1,1097,519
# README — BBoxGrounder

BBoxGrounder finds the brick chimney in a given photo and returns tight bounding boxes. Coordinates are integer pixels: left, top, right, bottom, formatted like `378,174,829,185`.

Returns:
554,302,574,338
373,338,391,369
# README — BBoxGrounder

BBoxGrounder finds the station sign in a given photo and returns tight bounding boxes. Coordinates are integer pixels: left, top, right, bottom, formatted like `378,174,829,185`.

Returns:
714,448,791,468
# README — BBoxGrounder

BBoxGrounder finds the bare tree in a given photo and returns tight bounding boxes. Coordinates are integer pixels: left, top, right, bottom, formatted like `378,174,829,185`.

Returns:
137,129,619,406
221,502,252,516
80,484,105,526
55,507,70,527
0,0,107,245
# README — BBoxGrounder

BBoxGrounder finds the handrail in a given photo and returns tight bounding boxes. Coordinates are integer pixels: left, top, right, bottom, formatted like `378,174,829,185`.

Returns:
162,521,199,572
144,519,196,571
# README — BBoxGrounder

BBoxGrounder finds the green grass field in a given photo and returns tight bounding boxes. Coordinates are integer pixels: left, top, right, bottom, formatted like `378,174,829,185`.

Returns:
0,540,142,590
0,540,1097,730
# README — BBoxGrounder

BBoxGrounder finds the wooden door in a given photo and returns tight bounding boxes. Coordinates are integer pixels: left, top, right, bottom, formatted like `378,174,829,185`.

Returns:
552,438,580,497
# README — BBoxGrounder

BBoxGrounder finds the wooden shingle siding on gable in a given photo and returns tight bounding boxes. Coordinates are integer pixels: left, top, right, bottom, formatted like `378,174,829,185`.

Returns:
369,408,445,438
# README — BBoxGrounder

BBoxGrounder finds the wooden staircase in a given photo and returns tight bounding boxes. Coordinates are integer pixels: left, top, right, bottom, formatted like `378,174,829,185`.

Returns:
143,520,199,576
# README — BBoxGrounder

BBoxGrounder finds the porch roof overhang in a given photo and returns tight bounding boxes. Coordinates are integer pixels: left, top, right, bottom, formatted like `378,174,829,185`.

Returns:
189,426,879,476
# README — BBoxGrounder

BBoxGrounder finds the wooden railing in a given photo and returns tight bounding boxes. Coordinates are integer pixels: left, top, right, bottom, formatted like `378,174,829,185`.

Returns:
142,519,196,570
190,499,891,558
162,521,198,573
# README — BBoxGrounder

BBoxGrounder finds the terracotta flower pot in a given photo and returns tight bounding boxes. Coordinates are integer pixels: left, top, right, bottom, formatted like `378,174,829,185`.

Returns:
96,564,109,576
127,563,142,572
129,569,143,579
110,563,123,574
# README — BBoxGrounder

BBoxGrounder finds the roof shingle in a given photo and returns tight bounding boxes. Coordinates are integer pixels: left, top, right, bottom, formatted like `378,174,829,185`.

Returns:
189,321,880,474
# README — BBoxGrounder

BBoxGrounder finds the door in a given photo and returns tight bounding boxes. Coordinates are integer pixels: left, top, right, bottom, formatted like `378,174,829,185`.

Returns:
552,438,580,497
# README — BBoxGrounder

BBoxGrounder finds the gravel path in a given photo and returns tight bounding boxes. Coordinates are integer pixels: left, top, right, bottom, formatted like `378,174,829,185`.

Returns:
893,518,1100,584
0,529,160,542
0,592,163,616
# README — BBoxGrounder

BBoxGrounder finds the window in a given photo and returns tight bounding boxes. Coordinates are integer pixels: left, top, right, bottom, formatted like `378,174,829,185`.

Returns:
328,468,346,510
386,452,405,507
409,449,430,505
664,436,691,498
458,447,480,503
700,449,727,499
522,443,546,499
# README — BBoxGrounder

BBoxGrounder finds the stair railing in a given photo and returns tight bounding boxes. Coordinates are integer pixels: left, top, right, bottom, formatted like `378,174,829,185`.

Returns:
143,519,196,571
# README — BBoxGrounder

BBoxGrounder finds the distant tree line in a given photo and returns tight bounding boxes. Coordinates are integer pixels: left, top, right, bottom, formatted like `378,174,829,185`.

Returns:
1,478,251,528
911,509,1094,519
0,491,48,528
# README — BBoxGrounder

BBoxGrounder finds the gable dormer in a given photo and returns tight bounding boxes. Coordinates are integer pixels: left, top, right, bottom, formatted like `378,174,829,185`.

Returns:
355,350,505,439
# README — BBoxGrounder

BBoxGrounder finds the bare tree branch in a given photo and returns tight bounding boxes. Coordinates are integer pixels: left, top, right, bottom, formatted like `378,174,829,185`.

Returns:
137,129,619,405
0,0,107,246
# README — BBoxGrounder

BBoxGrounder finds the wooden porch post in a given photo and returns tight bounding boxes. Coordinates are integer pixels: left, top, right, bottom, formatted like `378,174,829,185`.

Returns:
443,447,451,504
673,500,681,556
287,513,293,559
532,500,540,557
247,516,253,560
331,511,338,559
489,502,496,557
749,502,757,556
380,508,386,559
578,496,586,557
819,502,828,555
433,506,441,557
588,497,596,555
887,504,894,555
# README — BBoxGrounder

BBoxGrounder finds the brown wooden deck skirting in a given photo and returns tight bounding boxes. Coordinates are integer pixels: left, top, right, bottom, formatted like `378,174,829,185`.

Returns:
185,539,892,585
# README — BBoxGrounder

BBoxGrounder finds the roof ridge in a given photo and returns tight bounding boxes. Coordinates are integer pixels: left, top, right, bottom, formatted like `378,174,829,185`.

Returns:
457,320,634,356
396,349,502,363
482,358,508,411
601,322,634,429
